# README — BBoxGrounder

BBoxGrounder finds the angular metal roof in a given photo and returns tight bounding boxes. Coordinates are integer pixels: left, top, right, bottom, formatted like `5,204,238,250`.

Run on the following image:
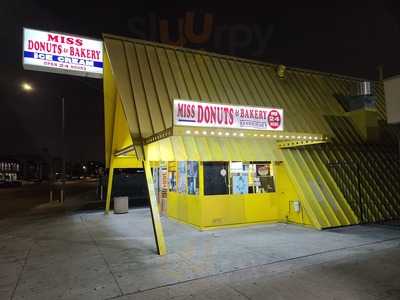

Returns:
103,34,387,147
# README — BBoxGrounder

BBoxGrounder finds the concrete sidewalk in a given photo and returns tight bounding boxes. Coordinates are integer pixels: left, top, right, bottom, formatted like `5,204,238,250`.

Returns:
0,209,399,300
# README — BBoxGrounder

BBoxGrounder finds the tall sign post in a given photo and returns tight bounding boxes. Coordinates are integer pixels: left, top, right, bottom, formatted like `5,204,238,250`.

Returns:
22,27,103,202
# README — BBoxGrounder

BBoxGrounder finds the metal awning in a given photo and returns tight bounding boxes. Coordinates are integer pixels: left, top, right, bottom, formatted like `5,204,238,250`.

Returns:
114,126,328,161
146,135,279,161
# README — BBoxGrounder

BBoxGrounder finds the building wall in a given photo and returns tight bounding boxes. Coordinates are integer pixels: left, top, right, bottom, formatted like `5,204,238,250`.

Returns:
166,162,312,229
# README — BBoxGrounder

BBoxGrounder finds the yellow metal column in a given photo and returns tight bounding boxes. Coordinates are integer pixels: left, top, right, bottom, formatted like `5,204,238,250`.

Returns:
199,161,204,196
199,161,204,227
105,158,115,214
143,159,167,255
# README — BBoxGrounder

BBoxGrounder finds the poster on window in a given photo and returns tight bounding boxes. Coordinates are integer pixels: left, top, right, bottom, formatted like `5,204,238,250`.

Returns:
188,177,197,194
256,164,270,177
232,175,248,194
187,161,199,195
160,167,168,199
168,172,176,192
187,161,198,178
177,161,187,193
260,176,276,192
153,168,159,197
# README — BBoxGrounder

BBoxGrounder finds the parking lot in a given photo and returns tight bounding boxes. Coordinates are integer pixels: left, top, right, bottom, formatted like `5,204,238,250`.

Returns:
1,208,399,299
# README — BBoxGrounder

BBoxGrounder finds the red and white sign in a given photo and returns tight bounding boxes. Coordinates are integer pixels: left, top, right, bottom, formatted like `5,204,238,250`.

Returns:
174,99,284,131
23,28,103,78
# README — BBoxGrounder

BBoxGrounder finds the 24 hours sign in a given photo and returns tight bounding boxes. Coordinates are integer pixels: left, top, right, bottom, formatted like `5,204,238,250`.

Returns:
23,28,103,78
174,99,284,131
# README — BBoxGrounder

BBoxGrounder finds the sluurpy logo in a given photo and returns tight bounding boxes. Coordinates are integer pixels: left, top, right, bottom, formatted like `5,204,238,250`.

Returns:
127,12,274,57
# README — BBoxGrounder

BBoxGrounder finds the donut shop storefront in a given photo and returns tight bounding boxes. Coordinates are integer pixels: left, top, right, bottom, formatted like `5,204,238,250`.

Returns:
146,99,313,229
103,35,335,255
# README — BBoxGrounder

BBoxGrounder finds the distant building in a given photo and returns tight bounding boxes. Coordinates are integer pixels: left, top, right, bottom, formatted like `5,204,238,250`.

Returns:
0,158,21,186
0,155,48,184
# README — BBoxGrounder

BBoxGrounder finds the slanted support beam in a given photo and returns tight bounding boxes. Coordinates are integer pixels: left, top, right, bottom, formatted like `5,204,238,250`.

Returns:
143,159,167,255
105,157,115,214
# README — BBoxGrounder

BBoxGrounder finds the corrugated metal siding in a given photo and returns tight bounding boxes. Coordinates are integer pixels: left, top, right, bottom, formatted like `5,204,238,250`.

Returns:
104,35,374,138
104,35,399,228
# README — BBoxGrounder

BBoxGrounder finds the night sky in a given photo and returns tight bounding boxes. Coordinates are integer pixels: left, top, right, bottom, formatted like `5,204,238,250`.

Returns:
1,0,399,162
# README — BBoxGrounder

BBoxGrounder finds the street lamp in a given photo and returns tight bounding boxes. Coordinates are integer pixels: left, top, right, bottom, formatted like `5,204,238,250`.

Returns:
21,82,33,92
20,81,66,203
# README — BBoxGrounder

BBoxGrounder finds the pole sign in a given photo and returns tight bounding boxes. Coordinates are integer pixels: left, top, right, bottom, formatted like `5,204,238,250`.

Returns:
22,28,103,78
174,99,284,131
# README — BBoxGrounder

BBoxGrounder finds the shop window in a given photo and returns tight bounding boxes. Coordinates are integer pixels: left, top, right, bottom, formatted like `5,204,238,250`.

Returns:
159,164,168,198
152,167,159,194
230,162,249,194
168,162,177,192
203,162,229,195
187,161,199,195
248,162,275,193
177,161,187,193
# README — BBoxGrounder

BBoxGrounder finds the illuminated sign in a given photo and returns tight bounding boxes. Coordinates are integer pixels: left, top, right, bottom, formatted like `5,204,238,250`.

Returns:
23,28,103,78
173,99,283,131
384,75,400,124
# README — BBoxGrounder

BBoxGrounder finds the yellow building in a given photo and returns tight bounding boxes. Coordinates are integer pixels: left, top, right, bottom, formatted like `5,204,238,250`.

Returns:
102,34,400,255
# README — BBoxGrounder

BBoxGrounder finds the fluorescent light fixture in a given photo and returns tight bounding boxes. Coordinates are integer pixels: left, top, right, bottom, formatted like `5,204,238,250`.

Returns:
194,130,199,134
185,130,191,134
202,131,207,135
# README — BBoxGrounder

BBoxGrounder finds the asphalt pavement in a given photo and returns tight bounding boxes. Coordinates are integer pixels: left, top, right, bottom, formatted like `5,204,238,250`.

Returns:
1,184,399,299
0,180,99,218
0,209,399,300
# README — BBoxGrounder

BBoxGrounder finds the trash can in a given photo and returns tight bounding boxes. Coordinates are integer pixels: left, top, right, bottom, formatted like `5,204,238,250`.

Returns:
114,196,129,214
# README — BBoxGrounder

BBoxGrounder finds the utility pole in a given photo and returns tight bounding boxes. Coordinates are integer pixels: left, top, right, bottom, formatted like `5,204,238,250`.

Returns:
60,96,66,203
377,64,384,81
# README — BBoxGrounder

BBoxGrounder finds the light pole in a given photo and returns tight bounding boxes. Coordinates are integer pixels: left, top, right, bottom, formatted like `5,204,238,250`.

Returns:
21,82,66,203
60,96,65,203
